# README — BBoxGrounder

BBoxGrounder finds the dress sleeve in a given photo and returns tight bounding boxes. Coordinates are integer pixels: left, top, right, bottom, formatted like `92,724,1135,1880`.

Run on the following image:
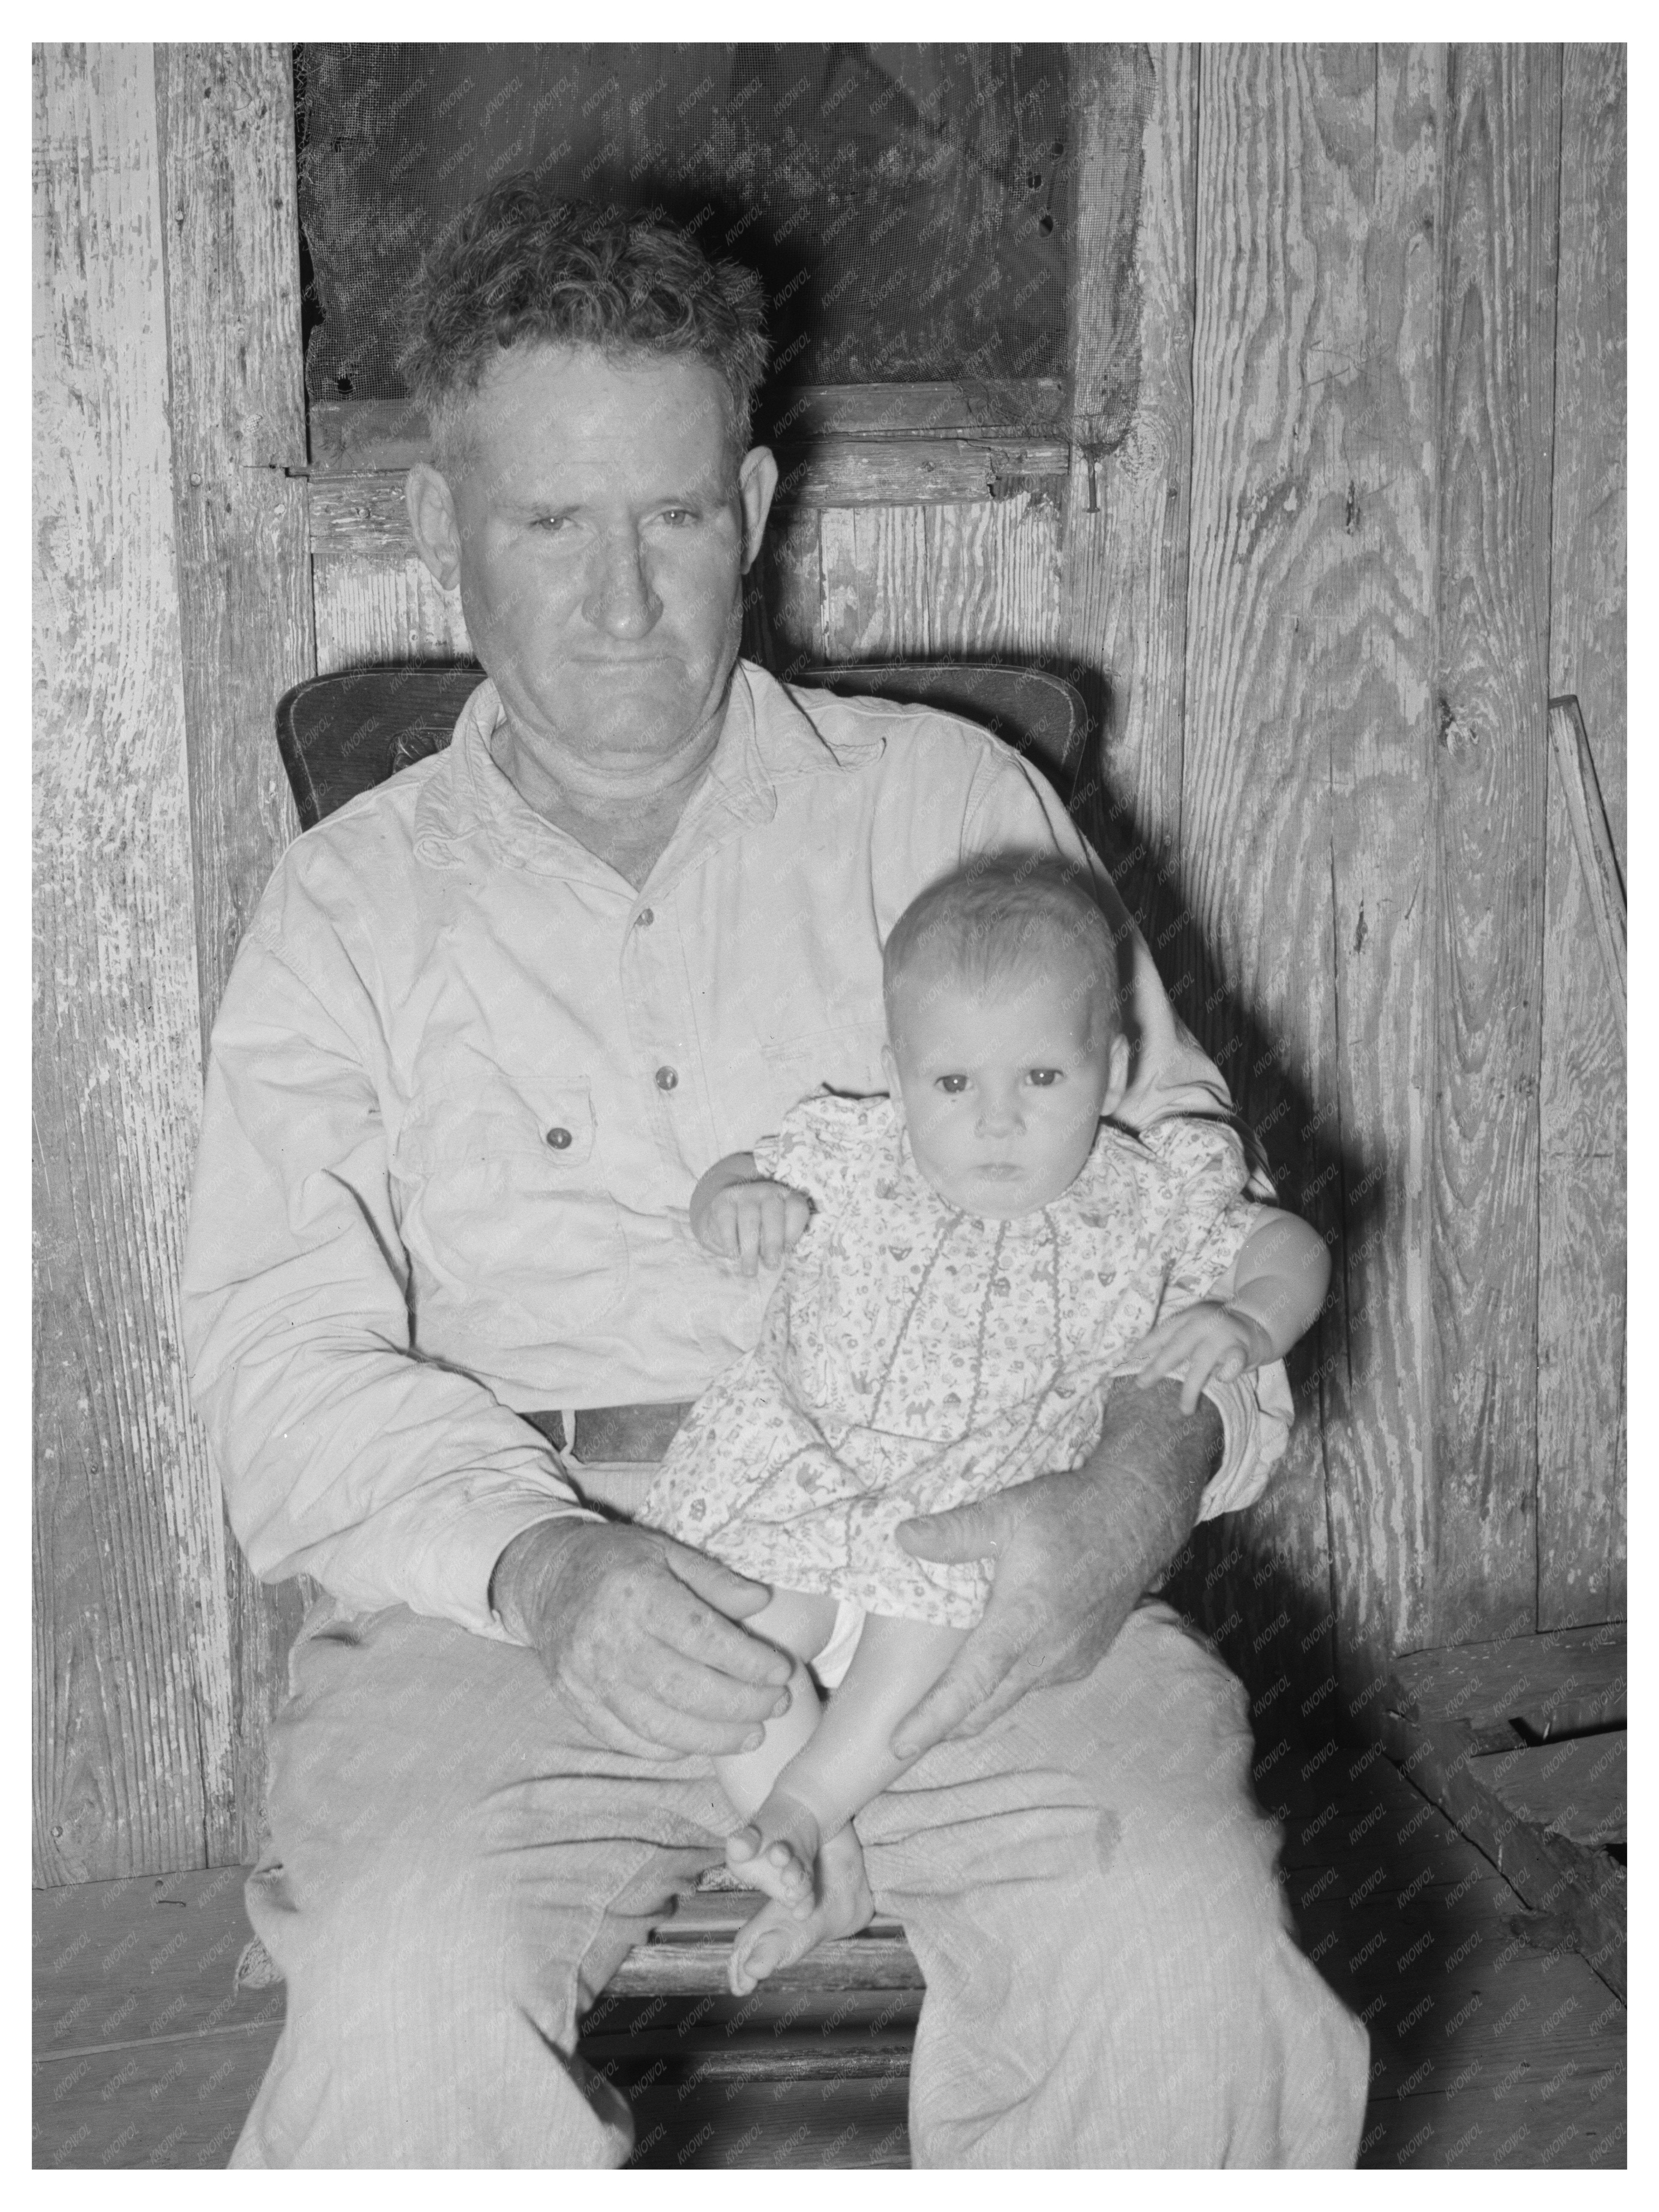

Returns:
1137,1120,1294,1522
751,1093,885,1214
1141,1119,1272,1312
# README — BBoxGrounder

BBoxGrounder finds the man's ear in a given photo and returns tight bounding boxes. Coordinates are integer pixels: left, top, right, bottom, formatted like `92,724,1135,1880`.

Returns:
1102,1033,1131,1116
405,462,463,590
737,446,779,571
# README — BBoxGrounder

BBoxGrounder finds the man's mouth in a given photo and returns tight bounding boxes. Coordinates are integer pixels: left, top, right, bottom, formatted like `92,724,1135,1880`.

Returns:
974,1162,1023,1180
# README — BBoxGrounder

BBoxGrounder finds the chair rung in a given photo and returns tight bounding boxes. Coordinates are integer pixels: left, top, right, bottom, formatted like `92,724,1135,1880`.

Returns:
608,1930,924,1995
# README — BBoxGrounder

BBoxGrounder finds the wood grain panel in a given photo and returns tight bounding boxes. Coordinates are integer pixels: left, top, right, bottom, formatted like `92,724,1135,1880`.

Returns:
311,556,472,674
1426,44,1559,1645
1536,772,1625,1630
154,43,315,1860
751,506,823,674
819,507,931,660
773,433,1069,507
33,44,234,1881
307,472,472,669
1177,46,1405,1710
921,497,1062,663
1057,44,1195,923
1546,48,1626,880
1315,48,1444,1712
1538,44,1627,1632
816,498,1061,674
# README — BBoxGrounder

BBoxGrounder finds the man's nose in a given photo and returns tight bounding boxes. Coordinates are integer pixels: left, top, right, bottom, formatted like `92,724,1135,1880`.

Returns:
584,531,661,637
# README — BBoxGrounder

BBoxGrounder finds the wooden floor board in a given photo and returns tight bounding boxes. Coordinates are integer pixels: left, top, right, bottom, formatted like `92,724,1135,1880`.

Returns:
33,1864,268,2056
34,2024,282,2170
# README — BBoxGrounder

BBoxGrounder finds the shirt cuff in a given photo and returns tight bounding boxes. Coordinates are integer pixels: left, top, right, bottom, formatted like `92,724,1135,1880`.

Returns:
1194,1357,1293,1521
409,1494,604,1641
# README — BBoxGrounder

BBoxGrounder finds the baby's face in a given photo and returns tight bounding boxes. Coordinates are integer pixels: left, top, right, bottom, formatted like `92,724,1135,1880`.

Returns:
882,965,1129,1217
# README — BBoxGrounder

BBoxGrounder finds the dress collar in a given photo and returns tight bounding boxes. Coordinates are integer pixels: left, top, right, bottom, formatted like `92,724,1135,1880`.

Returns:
880,1109,1107,1239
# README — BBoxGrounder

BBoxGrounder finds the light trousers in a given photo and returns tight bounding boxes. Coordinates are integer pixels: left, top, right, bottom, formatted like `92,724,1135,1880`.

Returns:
229,1580,1368,2167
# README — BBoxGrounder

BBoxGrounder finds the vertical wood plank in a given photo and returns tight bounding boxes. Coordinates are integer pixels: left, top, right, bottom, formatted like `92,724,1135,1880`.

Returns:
155,43,318,1861
820,507,932,659
33,43,234,1881
157,45,311,1044
310,554,471,673
1057,44,1196,925
749,505,822,676
1426,43,1559,1645
1319,47,1444,1708
1547,47,1626,881
1178,46,1398,1714
922,498,1061,662
1538,44,1626,1630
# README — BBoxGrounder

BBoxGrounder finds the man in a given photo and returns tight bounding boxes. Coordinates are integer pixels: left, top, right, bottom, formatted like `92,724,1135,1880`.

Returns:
183,179,1368,2167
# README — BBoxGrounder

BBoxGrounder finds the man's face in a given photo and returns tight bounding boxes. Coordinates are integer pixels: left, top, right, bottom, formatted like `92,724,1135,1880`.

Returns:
882,962,1129,1218
408,343,775,775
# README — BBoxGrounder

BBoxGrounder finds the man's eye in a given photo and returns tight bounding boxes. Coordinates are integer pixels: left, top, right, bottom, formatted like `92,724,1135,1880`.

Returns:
935,1074,969,1095
532,515,574,535
1027,1068,1062,1087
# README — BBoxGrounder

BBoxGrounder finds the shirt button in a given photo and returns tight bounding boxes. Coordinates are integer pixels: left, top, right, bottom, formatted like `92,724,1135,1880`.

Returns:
635,907,654,928
544,1126,573,1149
654,1066,678,1092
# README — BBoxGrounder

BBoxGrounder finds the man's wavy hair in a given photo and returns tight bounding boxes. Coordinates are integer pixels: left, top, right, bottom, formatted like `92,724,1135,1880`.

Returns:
399,177,770,469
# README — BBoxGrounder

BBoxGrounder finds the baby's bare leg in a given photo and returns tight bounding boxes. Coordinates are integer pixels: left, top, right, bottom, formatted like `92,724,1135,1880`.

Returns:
713,1587,835,1908
710,1587,875,1996
769,1612,969,1843
725,1611,963,1994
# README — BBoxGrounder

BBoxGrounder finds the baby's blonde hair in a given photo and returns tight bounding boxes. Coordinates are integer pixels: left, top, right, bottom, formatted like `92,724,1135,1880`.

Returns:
882,857,1123,1048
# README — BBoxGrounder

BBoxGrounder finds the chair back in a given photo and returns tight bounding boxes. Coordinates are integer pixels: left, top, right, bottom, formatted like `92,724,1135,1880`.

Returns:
275,661,1089,831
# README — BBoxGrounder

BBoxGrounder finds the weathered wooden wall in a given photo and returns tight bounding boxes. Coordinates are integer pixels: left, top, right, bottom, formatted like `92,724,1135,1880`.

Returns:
1536,46,1626,1633
34,43,1626,1878
33,42,311,1883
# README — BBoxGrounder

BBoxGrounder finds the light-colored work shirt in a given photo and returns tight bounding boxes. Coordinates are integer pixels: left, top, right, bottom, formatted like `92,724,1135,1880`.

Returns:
182,663,1292,1637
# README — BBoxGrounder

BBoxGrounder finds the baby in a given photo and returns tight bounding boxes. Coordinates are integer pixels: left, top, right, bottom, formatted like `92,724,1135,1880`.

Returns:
643,858,1329,1993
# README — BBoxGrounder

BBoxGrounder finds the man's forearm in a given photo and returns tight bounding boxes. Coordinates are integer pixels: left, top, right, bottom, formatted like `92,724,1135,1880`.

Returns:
1078,1377,1221,1623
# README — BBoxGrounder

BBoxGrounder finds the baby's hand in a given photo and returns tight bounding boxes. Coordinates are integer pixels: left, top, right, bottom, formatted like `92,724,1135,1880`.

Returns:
694,1177,813,1275
1125,1300,1275,1415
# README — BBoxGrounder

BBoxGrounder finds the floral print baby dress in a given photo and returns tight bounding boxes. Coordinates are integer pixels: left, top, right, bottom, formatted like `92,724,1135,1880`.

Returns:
643,1093,1269,1628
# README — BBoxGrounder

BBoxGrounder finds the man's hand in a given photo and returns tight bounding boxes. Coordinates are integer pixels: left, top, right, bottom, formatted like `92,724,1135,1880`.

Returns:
887,1378,1221,1763
690,1160,813,1275
492,1518,792,1758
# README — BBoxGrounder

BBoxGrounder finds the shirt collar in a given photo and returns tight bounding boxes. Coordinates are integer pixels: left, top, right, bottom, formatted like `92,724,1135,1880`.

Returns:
411,661,882,878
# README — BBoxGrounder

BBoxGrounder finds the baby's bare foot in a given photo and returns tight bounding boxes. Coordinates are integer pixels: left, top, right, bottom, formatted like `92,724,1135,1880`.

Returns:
728,1824,874,1996
725,1786,820,1909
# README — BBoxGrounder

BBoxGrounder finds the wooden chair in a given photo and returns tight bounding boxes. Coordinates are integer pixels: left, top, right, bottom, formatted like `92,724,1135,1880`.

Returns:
270,658,1089,2160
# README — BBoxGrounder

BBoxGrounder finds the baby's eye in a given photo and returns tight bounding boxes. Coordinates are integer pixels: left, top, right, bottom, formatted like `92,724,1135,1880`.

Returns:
935,1074,970,1095
1026,1067,1063,1088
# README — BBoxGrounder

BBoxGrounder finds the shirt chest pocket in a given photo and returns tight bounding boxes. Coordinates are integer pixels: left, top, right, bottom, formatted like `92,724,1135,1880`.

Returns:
392,1073,627,1326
